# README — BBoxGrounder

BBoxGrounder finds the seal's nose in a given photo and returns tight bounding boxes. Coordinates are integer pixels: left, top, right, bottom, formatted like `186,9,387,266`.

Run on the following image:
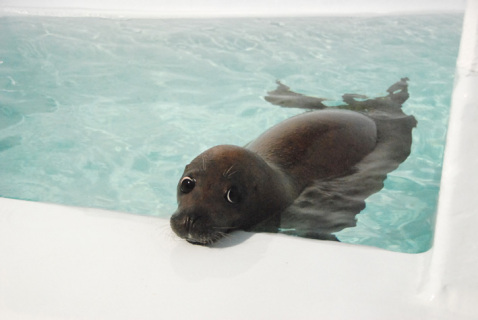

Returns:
170,210,200,239
169,210,185,238
184,214,198,233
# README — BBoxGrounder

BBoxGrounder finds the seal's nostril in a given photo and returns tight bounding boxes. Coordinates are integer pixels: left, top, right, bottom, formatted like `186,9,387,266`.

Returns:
185,215,198,232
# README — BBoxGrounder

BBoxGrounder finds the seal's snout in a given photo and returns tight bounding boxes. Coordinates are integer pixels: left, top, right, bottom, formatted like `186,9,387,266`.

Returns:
182,213,202,237
170,208,228,245
169,210,190,239
170,209,208,244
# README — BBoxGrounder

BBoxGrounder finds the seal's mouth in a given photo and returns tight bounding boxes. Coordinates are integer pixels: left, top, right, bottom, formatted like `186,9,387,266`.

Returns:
170,210,231,245
183,230,227,246
186,238,209,245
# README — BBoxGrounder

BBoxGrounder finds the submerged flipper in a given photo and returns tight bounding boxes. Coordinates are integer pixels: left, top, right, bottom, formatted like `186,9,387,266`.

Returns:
265,81,328,110
262,78,416,240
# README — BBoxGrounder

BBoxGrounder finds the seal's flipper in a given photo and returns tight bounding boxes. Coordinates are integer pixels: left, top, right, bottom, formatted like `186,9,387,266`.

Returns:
265,80,328,110
265,78,410,112
279,113,416,240
263,79,417,241
379,77,410,105
342,94,368,106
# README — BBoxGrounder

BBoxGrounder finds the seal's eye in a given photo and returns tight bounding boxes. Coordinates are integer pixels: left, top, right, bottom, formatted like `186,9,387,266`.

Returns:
225,186,241,204
180,177,196,193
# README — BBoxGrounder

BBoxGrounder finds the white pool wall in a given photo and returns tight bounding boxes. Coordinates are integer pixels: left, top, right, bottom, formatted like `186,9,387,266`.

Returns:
0,0,467,17
1,0,477,319
423,0,478,314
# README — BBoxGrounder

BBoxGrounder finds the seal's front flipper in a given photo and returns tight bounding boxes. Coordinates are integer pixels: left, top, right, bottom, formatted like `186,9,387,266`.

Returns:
265,80,328,110
278,176,368,241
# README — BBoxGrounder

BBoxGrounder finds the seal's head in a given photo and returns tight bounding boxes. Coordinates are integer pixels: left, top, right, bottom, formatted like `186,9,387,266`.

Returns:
170,145,289,245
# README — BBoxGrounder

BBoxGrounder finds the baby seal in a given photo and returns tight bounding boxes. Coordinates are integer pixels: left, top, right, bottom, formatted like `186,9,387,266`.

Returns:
170,79,416,244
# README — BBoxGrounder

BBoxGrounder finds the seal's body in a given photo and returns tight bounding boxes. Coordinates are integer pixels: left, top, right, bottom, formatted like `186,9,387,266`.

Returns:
248,110,377,187
170,79,416,244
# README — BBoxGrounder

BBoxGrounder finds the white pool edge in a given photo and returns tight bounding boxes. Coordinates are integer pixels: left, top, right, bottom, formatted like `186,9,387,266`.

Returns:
1,1,477,319
420,0,478,314
0,0,467,18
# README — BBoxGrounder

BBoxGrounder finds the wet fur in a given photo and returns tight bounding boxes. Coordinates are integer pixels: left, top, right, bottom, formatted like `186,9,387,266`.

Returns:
171,79,416,243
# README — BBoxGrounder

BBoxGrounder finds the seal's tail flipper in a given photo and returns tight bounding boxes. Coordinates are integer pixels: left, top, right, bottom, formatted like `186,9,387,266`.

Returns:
266,78,411,113
264,80,328,110
386,77,410,105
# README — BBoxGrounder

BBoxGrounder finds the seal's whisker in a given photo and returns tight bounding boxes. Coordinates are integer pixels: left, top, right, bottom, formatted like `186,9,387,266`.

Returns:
214,231,229,242
223,166,231,178
158,223,171,231
223,164,237,178
155,223,170,235
218,231,232,239
201,155,207,172
157,223,183,244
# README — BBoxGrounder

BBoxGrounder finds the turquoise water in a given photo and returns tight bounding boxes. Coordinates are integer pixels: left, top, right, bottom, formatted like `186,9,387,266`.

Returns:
0,14,462,252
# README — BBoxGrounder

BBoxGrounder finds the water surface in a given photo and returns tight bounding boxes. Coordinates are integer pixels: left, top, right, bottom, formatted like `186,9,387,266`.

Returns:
0,14,463,252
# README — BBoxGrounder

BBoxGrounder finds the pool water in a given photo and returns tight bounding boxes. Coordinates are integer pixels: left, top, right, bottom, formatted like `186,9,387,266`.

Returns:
0,14,462,253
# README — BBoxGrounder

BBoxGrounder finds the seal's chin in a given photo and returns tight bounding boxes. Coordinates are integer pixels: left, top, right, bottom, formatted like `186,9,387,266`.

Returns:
186,238,209,245
184,232,225,246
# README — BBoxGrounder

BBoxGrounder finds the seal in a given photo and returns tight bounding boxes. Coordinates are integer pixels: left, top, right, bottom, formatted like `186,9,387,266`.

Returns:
170,79,416,244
